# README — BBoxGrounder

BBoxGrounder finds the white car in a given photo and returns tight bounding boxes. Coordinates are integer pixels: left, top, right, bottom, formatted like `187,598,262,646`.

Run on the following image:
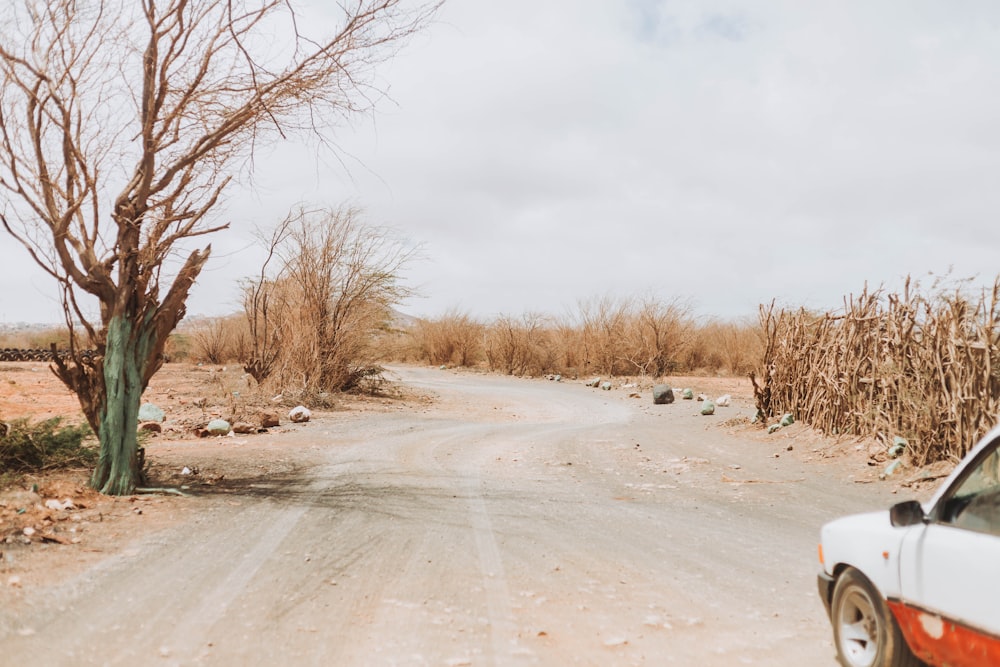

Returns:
817,426,1000,667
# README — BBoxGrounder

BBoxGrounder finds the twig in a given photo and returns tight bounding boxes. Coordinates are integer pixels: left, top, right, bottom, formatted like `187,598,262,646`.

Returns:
721,474,804,485
134,487,190,497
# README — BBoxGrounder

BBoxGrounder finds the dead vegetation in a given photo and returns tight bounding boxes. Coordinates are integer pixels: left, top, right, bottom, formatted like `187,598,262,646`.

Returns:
239,207,416,403
395,296,762,379
752,277,1000,464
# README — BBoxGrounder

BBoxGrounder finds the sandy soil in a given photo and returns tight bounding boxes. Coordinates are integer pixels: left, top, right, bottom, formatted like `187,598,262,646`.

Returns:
0,362,941,666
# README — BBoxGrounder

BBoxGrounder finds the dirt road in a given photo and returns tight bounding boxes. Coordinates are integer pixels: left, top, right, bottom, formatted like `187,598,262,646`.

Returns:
0,366,902,666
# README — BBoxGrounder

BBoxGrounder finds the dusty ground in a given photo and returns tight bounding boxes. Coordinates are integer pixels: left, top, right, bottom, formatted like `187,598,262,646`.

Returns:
0,361,426,589
0,362,946,665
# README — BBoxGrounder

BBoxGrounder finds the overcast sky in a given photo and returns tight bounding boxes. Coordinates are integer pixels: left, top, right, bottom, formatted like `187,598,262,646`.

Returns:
3,0,1000,325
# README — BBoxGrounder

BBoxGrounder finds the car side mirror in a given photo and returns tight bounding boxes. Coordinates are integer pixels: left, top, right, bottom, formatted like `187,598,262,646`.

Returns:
890,500,926,527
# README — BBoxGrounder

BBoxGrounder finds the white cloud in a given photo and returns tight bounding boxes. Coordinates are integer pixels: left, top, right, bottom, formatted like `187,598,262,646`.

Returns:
4,0,1000,324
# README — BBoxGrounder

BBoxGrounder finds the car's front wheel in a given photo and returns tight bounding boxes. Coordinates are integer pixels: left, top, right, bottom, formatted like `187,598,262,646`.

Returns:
830,567,923,667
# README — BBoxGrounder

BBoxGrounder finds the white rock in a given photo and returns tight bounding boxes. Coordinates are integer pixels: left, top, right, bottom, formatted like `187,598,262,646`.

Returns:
43,498,75,511
716,394,731,407
289,405,311,423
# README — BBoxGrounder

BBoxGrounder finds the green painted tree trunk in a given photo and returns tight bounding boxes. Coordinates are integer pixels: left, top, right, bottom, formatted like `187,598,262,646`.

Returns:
88,314,155,495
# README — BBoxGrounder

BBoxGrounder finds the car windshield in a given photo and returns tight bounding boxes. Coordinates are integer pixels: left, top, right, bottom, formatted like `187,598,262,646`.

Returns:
942,445,1000,536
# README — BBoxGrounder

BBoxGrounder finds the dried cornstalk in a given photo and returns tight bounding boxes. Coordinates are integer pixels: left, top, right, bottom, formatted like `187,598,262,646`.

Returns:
754,277,1000,464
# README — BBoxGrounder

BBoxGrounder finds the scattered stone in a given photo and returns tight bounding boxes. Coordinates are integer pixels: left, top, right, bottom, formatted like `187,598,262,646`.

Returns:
44,499,75,511
180,467,193,476
585,377,601,388
289,406,311,423
652,385,675,405
22,527,35,537
888,436,908,458
681,388,694,400
700,400,716,416
767,424,781,434
137,403,165,422
780,413,795,427
232,422,256,434
881,459,903,479
716,394,731,407
600,381,613,391
138,421,162,433
696,393,708,402
206,419,231,436
260,412,280,428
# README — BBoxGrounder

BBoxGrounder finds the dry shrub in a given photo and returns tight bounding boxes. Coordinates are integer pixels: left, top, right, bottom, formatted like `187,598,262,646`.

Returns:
242,206,414,399
686,318,761,375
567,295,696,377
752,277,1000,464
484,313,556,376
401,295,756,380
577,296,631,376
414,309,484,367
185,315,248,364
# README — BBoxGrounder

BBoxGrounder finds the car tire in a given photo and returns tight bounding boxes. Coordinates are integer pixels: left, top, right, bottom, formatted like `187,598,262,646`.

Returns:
831,567,924,667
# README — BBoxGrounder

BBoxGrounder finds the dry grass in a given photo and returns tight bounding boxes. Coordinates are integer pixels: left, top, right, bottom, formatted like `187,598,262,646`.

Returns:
393,295,760,379
0,327,73,351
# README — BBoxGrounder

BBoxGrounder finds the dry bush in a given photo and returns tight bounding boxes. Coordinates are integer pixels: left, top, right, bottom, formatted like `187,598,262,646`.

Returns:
186,316,248,364
484,313,556,376
574,295,697,377
242,206,415,400
549,318,585,377
752,277,1000,464
577,296,631,376
623,296,695,376
687,318,761,375
414,309,484,367
404,295,755,379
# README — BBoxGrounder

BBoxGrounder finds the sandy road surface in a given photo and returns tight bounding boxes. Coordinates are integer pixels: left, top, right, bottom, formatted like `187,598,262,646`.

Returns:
0,366,902,666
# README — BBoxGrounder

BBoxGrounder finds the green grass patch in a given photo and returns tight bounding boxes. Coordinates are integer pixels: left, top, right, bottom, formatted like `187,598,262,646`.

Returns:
0,418,97,472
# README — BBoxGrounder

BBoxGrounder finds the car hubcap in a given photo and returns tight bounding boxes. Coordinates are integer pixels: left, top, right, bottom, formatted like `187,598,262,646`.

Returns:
837,587,880,667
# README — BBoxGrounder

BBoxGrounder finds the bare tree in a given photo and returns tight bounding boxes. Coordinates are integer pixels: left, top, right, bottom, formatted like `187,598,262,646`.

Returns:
0,0,440,494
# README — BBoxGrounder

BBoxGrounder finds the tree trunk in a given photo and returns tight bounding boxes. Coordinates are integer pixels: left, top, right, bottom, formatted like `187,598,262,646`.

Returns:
88,314,155,495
